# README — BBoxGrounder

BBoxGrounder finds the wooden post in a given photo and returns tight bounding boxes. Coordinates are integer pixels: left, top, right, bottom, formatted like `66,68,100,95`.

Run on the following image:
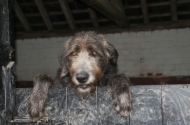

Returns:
0,0,15,124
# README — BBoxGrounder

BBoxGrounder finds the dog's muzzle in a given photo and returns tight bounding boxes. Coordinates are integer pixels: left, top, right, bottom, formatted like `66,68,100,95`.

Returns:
76,72,90,88
76,72,89,83
75,71,94,100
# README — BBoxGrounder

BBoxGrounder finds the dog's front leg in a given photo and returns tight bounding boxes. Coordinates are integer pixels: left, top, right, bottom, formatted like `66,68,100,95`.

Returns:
28,74,53,122
109,74,132,116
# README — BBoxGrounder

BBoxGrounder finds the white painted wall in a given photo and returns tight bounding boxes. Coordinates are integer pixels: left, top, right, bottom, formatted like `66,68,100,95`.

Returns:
16,28,190,81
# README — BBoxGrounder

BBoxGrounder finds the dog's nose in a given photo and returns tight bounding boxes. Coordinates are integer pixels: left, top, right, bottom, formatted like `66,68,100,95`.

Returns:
76,72,89,83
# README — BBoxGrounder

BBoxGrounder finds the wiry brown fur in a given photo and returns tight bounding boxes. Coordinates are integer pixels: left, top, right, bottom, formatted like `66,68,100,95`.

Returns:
28,31,132,121
28,74,53,121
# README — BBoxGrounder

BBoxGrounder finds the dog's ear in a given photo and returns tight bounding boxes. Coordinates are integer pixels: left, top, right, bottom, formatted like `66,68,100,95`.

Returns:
105,42,118,67
58,50,68,78
99,34,118,66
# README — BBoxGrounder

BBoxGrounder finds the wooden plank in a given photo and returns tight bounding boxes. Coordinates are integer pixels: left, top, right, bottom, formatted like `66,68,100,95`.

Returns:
88,8,99,28
140,0,149,24
58,0,76,30
177,0,190,4
111,0,129,27
16,76,190,88
170,0,178,21
15,20,190,39
80,0,128,27
130,76,190,85
111,0,125,15
14,88,32,117
34,0,54,31
2,62,16,125
125,0,190,9
148,2,169,7
13,0,32,32
24,9,88,17
45,88,68,124
0,0,15,124
130,85,162,125
13,87,131,124
97,87,114,124
17,12,189,28
14,88,68,124
97,87,129,125
13,85,190,124
162,85,190,124
68,87,98,125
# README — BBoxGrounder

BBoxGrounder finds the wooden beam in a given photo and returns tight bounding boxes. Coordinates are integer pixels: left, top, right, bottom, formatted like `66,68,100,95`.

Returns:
13,0,32,32
16,18,111,28
124,5,141,9
20,0,185,6
16,76,190,87
148,2,169,7
111,0,129,26
140,0,149,24
80,0,128,27
23,11,190,19
34,0,54,31
177,0,190,4
58,0,76,30
88,8,99,28
15,20,190,39
150,13,170,18
16,11,190,28
24,10,88,17
111,0,125,15
170,0,178,21
25,13,40,17
124,2,169,9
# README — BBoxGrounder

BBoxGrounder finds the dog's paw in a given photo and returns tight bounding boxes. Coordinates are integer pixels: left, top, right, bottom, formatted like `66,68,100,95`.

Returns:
28,95,45,122
28,74,53,121
112,90,132,117
109,74,132,116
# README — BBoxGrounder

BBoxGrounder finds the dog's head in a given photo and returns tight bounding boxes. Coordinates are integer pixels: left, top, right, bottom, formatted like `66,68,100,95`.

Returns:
58,31,118,100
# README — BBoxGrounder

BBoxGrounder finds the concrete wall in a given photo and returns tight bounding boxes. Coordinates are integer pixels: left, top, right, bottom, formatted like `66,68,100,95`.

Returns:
15,28,190,81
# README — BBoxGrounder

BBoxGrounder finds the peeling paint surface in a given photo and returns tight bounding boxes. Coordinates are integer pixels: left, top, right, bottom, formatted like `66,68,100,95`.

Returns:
98,87,129,125
68,87,97,125
130,86,162,125
162,85,190,125
12,85,190,125
15,88,68,124
14,87,130,124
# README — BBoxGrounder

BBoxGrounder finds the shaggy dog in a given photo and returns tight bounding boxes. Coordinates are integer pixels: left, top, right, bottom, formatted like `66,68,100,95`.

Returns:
28,31,131,121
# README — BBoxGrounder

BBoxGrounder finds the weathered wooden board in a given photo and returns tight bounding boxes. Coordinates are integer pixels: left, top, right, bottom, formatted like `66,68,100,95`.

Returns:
0,0,15,124
15,88,31,117
97,86,129,125
162,85,190,125
130,85,162,125
68,87,97,125
15,88,68,124
13,87,130,124
12,85,190,125
46,88,68,124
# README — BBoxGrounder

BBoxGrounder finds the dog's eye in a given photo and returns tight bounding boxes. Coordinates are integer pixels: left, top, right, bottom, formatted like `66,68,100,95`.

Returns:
71,51,77,56
92,51,97,56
